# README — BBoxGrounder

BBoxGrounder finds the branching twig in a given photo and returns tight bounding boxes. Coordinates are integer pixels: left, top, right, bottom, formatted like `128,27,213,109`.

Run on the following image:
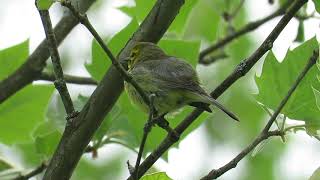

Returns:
128,0,308,179
200,48,319,180
13,162,47,180
38,72,98,85
36,4,77,119
199,0,292,63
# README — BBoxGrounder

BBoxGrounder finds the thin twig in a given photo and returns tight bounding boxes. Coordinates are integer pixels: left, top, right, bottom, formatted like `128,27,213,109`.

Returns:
199,0,292,63
133,94,156,179
200,52,228,65
200,131,283,180
201,48,319,179
13,162,47,180
61,0,150,106
36,4,77,119
127,0,308,179
38,72,98,85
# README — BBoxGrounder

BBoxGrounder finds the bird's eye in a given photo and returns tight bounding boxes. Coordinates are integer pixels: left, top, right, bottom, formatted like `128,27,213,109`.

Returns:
130,49,138,58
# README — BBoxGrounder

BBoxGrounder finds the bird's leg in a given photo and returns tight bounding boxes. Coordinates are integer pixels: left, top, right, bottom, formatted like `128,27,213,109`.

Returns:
154,115,180,141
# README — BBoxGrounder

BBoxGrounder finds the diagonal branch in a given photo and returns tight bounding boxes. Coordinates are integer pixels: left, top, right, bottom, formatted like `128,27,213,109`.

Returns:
37,72,97,85
199,0,292,63
43,0,185,179
201,48,319,180
36,6,76,118
129,0,308,179
0,0,96,104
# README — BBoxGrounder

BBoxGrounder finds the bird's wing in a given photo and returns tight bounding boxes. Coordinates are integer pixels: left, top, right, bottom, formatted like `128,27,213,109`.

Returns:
131,57,206,94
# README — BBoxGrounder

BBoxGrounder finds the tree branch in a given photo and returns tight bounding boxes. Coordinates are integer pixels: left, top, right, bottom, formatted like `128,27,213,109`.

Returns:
43,0,185,179
199,0,293,63
0,0,96,104
129,0,308,179
37,72,97,85
36,6,76,118
201,48,319,180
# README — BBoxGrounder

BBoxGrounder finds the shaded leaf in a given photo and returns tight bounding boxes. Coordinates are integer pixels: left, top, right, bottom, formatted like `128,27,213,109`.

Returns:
85,19,139,81
72,154,125,180
183,0,220,42
120,0,198,34
158,39,200,67
0,158,13,171
35,131,61,157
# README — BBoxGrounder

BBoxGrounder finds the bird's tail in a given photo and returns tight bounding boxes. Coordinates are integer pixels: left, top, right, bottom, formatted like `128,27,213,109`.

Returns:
187,92,239,121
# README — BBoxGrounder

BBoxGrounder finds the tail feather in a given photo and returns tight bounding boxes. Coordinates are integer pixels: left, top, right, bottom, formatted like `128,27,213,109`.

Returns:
187,92,239,121
205,96,239,121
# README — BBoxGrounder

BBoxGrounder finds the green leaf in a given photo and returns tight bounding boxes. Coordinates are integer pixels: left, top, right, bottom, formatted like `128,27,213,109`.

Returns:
158,39,200,67
74,95,120,143
85,19,139,81
35,131,61,157
0,85,54,145
310,167,320,180
183,0,220,42
36,0,55,10
294,20,305,43
120,0,197,34
72,154,125,180
14,143,43,167
0,158,13,171
0,40,28,80
141,172,173,180
255,37,320,125
312,0,320,13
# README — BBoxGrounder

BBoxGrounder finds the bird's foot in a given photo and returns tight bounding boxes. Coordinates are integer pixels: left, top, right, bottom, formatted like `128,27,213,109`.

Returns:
156,118,180,142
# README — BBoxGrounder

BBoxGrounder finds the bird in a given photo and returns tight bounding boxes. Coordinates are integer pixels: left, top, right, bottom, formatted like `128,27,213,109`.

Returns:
124,42,239,122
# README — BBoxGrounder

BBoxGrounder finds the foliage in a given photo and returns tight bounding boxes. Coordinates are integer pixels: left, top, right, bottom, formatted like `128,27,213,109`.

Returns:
255,37,320,137
0,0,319,180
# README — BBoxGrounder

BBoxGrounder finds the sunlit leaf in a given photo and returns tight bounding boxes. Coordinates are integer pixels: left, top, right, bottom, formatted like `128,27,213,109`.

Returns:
255,37,320,125
0,85,54,145
309,167,320,180
141,172,173,180
0,40,28,80
312,0,320,13
36,0,55,10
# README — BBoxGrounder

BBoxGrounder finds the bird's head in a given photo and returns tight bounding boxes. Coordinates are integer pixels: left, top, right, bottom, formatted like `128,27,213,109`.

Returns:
127,42,167,69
